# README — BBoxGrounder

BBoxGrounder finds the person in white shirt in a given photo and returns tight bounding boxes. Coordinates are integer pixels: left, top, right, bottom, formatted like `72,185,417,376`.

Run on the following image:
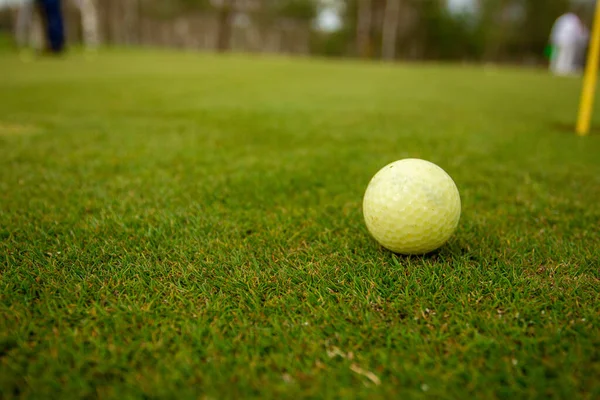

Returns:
549,11,589,76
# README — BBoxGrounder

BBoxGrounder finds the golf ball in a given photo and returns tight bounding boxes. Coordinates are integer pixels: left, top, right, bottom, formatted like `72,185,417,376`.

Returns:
362,158,461,255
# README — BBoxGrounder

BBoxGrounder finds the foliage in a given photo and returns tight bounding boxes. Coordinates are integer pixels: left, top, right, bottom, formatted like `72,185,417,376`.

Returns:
276,0,319,21
310,28,353,56
0,33,13,52
515,0,571,58
178,0,214,12
140,0,215,19
139,0,317,24
418,3,485,60
332,0,591,62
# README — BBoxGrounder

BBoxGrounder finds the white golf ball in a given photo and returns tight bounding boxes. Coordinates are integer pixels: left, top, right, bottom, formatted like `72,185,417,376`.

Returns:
362,158,461,255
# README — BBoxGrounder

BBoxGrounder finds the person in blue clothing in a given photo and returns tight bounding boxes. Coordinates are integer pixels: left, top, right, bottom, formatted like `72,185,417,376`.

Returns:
36,0,66,54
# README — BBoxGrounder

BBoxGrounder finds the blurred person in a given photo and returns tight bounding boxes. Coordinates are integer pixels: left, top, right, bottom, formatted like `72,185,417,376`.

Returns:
17,0,98,53
36,0,66,54
549,11,589,76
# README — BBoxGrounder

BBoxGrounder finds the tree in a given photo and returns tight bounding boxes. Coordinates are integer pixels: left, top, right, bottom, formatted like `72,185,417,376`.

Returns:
277,0,318,20
178,0,212,10
216,0,234,52
356,0,372,57
381,0,400,60
517,0,570,60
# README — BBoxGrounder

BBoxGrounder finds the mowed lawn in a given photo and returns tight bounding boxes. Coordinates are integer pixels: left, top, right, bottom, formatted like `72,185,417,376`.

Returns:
1,49,599,399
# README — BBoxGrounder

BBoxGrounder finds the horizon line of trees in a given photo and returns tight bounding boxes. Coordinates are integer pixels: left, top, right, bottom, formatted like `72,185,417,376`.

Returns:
320,0,595,63
0,0,596,64
128,0,598,63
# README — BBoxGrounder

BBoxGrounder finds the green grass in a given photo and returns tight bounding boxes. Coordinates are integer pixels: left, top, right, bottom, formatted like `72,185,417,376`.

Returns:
1,49,599,399
0,33,16,53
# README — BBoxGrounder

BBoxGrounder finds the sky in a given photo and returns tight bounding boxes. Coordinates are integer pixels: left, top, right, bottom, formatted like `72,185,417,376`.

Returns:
316,8,343,32
448,0,476,13
0,0,24,6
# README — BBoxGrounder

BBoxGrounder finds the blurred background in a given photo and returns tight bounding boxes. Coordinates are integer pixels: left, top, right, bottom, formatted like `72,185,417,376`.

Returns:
0,0,596,66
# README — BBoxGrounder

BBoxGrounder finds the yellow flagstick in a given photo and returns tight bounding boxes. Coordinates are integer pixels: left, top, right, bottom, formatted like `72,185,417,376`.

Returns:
576,0,600,136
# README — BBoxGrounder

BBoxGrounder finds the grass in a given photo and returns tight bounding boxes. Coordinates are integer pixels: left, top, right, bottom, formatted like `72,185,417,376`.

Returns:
0,33,13,52
0,48,599,399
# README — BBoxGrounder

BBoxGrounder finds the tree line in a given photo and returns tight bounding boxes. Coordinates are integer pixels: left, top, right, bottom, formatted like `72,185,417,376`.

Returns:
327,0,597,63
156,0,595,63
2,0,595,63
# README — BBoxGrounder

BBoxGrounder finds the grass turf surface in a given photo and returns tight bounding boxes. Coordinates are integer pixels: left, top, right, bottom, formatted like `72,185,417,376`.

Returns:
1,49,599,399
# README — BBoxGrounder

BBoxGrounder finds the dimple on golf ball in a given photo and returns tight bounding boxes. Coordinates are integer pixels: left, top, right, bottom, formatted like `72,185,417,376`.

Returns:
362,158,461,255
